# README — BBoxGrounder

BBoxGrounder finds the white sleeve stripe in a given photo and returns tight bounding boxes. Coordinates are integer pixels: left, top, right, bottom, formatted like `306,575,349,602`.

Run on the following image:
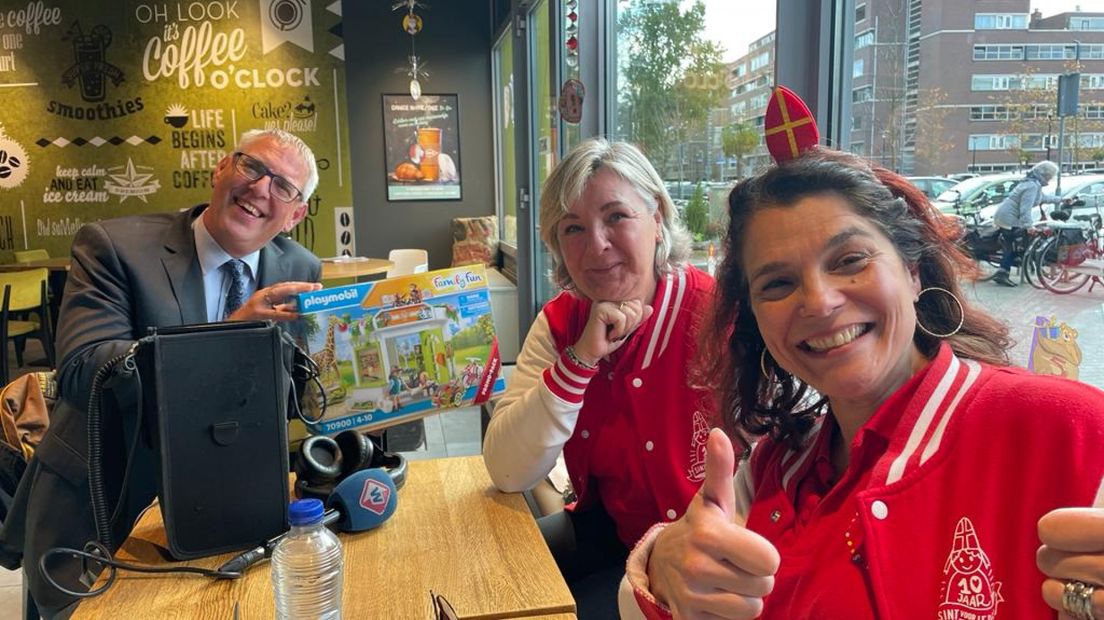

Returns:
554,356,594,385
549,369,588,396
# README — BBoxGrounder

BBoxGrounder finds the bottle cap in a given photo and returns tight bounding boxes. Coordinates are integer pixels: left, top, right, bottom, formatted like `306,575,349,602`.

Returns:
288,498,325,526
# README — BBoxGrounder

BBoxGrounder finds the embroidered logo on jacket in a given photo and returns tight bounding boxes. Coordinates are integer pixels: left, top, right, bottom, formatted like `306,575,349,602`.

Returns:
687,410,708,482
938,517,1004,619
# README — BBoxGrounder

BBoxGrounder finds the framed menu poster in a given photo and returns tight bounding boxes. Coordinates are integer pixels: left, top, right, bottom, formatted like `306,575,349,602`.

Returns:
381,94,462,201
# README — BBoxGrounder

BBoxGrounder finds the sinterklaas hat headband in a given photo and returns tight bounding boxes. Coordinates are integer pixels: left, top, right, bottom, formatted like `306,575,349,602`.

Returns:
763,85,820,163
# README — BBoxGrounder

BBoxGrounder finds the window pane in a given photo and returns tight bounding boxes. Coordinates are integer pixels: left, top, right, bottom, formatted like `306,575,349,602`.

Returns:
530,0,559,307
493,30,517,248
612,0,776,273
845,1,1104,392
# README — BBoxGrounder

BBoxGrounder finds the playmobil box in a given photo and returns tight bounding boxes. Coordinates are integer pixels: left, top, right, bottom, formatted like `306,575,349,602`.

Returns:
295,265,506,435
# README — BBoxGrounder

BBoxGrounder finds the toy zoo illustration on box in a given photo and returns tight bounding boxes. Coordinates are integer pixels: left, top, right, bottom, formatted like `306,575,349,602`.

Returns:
296,266,506,435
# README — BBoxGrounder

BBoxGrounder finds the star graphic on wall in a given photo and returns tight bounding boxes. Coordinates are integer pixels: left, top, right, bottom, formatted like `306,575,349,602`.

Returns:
109,158,152,187
104,157,160,203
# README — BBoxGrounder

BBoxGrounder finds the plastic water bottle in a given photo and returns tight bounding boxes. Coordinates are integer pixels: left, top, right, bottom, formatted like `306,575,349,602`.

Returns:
271,498,344,619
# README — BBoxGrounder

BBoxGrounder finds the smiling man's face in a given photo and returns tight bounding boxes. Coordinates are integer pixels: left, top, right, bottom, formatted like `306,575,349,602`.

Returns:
203,135,309,257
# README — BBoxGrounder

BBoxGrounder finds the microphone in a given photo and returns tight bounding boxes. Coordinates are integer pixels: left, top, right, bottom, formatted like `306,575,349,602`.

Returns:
325,467,399,530
217,469,399,575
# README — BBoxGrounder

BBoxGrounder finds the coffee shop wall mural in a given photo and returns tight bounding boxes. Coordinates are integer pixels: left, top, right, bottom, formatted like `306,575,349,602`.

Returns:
0,0,353,262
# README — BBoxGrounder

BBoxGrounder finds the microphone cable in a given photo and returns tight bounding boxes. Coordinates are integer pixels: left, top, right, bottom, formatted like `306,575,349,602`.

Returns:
287,338,327,425
39,540,243,600
87,343,143,552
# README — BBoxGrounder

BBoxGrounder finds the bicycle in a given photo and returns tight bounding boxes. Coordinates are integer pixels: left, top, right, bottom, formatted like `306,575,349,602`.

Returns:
1019,224,1057,290
960,213,1039,283
1032,203,1104,295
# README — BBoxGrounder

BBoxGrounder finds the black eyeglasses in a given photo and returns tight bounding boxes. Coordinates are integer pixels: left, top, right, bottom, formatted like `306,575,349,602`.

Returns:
232,151,303,203
429,590,458,620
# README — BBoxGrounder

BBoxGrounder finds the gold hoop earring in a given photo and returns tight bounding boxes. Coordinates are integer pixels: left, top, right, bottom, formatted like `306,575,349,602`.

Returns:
915,286,964,339
760,348,772,379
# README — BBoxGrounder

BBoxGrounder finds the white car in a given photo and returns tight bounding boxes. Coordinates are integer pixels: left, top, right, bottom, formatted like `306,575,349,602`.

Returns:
931,173,1023,216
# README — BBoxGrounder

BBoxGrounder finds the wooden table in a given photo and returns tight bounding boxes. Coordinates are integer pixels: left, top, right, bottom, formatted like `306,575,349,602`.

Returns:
0,257,72,272
320,257,393,280
73,456,576,619
0,258,72,330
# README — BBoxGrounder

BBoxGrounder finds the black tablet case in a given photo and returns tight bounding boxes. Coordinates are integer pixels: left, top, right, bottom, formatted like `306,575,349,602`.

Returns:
135,321,291,560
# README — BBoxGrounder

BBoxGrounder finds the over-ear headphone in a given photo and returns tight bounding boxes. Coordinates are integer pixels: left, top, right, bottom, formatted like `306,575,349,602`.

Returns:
294,430,408,500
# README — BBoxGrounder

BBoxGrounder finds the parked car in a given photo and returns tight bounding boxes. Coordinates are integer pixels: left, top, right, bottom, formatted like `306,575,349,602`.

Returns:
1059,174,1104,215
947,172,980,182
931,173,1023,215
907,176,957,200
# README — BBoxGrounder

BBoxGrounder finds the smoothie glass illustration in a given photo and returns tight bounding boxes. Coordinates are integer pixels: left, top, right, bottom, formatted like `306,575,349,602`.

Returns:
68,24,113,103
417,127,442,181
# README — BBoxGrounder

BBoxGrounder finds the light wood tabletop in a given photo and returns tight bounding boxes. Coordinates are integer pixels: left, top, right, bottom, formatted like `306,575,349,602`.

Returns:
72,456,576,619
320,257,393,280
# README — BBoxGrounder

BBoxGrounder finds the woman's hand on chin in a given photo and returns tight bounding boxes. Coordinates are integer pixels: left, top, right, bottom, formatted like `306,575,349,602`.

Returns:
572,299,654,365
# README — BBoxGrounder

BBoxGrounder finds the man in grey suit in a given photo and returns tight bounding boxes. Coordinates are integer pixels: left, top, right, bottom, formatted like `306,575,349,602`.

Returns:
0,128,324,617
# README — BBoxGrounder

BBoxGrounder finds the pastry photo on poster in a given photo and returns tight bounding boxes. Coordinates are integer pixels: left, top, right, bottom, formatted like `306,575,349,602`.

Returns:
382,93,461,201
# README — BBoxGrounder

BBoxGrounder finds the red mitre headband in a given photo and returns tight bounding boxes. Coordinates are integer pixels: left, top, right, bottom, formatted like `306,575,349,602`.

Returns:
764,85,820,163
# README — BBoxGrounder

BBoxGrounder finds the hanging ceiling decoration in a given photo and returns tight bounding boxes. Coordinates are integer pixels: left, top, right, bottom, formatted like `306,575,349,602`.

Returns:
392,0,429,100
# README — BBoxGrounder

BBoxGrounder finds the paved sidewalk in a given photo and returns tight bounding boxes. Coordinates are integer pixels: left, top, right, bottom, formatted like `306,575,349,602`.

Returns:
963,269,1104,389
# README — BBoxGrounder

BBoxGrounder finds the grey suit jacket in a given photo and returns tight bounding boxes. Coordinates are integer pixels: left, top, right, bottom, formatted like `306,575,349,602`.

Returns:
0,205,320,616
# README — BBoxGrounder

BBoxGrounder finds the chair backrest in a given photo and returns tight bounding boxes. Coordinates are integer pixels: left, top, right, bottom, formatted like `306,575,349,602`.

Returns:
0,269,48,313
13,249,49,264
386,249,429,278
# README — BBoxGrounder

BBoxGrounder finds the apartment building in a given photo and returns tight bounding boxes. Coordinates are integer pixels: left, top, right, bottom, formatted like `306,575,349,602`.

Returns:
852,0,1104,175
725,1,1104,177
725,31,777,178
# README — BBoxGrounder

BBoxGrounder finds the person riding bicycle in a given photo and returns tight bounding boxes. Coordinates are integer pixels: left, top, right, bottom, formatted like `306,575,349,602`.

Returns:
992,161,1063,286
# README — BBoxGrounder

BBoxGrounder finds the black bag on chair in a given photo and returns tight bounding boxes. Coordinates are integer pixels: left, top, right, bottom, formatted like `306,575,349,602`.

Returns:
130,321,293,560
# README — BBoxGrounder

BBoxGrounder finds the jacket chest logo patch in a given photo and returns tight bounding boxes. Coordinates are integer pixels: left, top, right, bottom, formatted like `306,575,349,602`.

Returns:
686,410,708,482
938,517,1003,619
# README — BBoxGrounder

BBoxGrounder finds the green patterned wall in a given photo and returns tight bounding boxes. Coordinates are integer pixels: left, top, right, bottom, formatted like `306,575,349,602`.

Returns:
0,0,351,261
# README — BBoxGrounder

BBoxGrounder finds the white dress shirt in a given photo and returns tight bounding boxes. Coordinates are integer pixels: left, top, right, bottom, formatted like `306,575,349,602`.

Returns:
193,216,261,322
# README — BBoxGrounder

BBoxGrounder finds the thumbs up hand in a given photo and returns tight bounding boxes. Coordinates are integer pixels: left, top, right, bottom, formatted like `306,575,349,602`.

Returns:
648,429,780,618
1036,480,1104,617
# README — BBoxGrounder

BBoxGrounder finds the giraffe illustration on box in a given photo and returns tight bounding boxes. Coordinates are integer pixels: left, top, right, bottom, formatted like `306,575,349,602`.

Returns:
313,315,342,385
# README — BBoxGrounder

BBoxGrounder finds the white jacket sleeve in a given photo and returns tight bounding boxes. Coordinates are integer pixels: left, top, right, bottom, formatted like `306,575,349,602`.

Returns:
482,311,595,493
617,457,756,619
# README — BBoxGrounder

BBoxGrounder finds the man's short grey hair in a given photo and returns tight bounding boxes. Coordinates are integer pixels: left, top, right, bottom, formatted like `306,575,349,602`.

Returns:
238,128,319,201
1031,160,1058,181
538,137,692,291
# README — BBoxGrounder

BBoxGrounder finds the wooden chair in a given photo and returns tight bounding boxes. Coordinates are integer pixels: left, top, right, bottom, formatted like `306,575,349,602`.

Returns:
0,269,54,385
13,249,49,264
13,249,54,307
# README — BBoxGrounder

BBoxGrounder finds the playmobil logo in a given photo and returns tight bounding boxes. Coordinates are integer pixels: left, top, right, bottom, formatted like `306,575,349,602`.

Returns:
431,271,483,290
301,287,359,310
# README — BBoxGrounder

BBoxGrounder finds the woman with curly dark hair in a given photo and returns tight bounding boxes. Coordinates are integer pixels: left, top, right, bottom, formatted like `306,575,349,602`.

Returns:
618,145,1104,619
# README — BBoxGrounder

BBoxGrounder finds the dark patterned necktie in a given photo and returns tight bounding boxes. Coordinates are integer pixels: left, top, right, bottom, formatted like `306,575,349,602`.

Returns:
223,259,247,319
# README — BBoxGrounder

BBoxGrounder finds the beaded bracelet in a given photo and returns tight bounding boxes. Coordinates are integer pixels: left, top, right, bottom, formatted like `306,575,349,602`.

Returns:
564,346,599,371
